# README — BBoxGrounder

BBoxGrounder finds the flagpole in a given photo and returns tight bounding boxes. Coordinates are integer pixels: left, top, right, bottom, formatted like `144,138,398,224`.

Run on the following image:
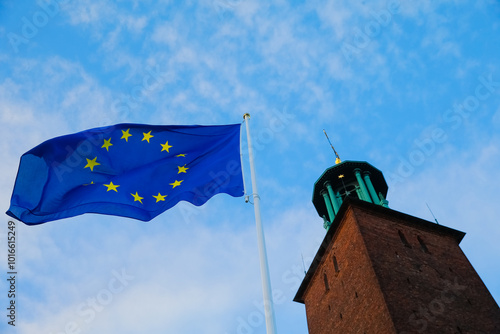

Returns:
243,113,278,334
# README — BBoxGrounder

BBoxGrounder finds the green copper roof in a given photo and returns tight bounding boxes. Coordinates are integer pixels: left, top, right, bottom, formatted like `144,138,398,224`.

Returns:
312,160,388,219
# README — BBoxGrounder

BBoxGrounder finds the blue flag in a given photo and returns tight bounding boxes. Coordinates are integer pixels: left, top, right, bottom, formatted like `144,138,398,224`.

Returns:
7,123,244,225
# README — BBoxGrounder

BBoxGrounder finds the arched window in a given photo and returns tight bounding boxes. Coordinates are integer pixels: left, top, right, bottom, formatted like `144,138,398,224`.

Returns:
417,236,430,253
398,230,411,248
333,255,340,274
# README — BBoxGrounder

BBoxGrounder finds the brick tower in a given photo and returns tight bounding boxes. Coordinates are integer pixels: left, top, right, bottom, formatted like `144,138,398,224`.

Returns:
294,160,500,333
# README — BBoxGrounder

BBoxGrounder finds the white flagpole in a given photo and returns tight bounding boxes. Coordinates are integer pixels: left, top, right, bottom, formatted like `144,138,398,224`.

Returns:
243,113,278,334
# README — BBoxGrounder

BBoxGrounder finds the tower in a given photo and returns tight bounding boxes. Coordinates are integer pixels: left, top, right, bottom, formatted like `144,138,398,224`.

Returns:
294,160,500,333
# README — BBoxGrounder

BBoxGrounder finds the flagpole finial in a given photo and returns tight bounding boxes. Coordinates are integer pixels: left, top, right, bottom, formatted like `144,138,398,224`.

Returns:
243,113,251,119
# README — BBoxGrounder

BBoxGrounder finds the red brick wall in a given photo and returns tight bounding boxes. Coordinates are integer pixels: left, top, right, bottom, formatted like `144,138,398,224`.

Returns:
354,205,500,334
301,202,500,334
303,206,397,334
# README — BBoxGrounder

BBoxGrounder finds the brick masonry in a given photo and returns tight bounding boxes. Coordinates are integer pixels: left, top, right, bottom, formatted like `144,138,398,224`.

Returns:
294,199,500,334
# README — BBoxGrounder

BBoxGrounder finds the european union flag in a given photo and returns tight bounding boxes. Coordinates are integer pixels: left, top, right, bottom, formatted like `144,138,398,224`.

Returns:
7,123,244,225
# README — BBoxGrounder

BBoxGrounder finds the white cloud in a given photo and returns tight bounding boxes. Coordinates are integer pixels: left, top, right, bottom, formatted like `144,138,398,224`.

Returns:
65,1,112,25
151,23,179,46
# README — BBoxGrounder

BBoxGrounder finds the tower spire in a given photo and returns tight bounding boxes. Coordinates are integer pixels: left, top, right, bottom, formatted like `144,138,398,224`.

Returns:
323,129,341,164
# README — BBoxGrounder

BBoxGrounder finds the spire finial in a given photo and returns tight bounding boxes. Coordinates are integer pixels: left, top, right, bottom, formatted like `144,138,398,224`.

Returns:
323,129,341,164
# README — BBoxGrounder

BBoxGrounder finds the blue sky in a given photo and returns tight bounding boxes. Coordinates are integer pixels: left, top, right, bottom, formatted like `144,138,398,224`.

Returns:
1,0,500,333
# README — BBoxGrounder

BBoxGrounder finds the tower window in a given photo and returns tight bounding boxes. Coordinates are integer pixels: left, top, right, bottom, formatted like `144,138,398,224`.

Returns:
340,184,357,201
398,230,412,248
333,255,340,274
323,273,330,291
417,236,430,253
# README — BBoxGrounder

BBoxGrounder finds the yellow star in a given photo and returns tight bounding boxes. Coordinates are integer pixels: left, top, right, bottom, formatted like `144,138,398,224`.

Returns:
177,165,188,174
176,153,186,157
121,129,132,142
84,157,100,171
103,181,120,192
170,180,183,188
83,181,95,186
153,192,167,202
102,138,113,151
142,131,153,143
161,140,172,152
338,174,345,179
131,192,144,204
